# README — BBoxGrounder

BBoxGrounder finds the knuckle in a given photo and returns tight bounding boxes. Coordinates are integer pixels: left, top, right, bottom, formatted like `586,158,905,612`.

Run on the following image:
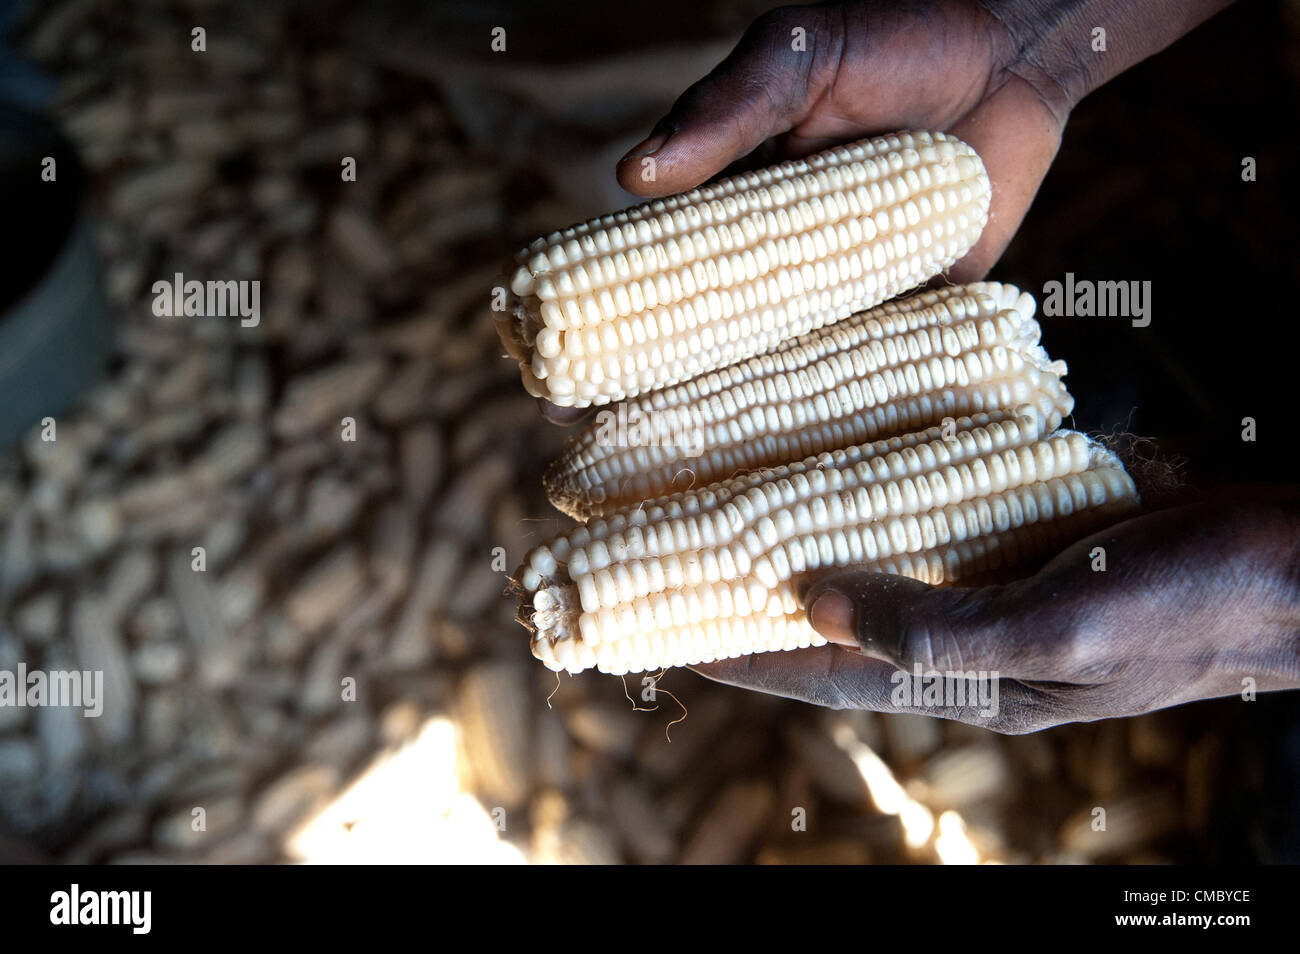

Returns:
894,616,960,671
892,587,994,671
1047,614,1106,676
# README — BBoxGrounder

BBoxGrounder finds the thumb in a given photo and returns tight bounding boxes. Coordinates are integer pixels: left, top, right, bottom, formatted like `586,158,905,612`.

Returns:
944,75,1065,281
804,571,1040,678
616,7,820,197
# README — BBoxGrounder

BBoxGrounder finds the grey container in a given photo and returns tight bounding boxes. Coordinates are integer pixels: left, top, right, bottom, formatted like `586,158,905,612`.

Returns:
0,101,111,446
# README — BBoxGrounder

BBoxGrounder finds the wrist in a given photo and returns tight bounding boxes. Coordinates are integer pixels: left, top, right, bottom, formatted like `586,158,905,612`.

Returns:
1195,493,1300,690
973,0,1235,115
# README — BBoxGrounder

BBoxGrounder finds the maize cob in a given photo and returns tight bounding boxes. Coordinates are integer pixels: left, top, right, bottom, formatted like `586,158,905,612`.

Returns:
455,660,535,811
545,281,1072,518
517,411,1140,675
499,130,991,407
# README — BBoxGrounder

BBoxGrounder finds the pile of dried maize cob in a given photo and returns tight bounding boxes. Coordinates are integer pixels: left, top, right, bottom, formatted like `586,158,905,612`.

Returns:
499,131,1140,675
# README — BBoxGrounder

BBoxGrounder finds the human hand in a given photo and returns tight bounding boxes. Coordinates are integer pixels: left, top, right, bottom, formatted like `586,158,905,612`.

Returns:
692,491,1300,732
538,0,1232,424
616,0,1062,282
542,0,1049,423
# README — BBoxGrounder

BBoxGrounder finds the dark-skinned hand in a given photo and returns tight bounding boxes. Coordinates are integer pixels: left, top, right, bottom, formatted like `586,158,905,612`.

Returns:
698,492,1300,732
534,0,1292,731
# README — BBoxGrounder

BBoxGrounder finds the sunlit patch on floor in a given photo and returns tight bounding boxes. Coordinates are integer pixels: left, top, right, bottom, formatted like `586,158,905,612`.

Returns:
831,722,991,864
286,717,526,864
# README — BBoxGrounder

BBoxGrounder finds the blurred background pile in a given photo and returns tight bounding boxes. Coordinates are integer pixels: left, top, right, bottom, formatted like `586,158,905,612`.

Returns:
0,0,1297,864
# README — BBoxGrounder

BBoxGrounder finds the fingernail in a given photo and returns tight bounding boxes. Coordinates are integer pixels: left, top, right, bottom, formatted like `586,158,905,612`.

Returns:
537,397,591,426
809,590,857,646
621,129,671,162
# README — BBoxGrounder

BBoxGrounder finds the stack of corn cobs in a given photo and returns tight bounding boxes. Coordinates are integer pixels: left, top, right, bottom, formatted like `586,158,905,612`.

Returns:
498,131,1140,676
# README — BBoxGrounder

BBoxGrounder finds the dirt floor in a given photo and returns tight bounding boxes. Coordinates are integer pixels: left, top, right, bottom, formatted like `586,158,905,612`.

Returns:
1,0,1297,863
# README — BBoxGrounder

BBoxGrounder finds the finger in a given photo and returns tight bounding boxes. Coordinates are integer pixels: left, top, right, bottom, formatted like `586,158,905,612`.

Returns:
946,75,1064,281
692,647,1062,732
616,7,820,197
537,397,593,426
802,570,1063,680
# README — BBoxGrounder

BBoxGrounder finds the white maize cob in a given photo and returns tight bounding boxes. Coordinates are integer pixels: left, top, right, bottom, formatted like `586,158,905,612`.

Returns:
455,661,534,810
499,131,991,407
518,411,1140,675
545,282,1071,518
